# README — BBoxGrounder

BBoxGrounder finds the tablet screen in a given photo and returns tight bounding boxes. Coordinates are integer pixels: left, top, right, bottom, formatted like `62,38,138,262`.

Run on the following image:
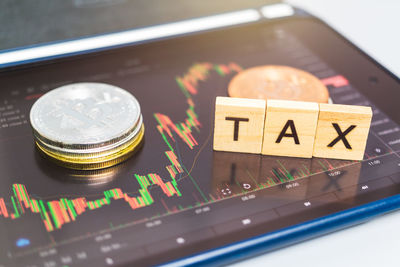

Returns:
0,17,399,266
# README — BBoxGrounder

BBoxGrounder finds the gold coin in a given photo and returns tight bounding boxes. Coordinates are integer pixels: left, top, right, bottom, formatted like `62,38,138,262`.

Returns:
36,125,145,170
228,65,329,103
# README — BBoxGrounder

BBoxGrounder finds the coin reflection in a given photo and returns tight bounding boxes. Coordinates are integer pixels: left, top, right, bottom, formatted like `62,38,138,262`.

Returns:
35,139,144,185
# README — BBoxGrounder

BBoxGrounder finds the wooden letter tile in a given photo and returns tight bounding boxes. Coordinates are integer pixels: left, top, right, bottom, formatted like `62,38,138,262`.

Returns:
313,103,372,160
261,100,319,158
213,97,266,154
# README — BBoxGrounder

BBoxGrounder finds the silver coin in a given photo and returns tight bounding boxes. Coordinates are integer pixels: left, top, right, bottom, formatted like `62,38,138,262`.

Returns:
34,115,143,156
30,83,141,149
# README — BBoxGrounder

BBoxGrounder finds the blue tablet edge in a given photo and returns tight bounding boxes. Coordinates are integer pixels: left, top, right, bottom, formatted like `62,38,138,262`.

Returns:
161,194,400,266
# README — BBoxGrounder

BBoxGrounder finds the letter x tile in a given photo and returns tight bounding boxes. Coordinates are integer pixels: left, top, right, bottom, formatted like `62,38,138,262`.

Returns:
313,103,372,160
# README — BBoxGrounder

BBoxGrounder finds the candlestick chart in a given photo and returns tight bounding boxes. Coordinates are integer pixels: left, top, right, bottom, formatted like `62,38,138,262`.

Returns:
0,63,388,235
0,62,243,232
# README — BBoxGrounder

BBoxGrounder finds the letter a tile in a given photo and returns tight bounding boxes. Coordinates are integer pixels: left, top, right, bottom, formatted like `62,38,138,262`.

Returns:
313,103,372,160
261,100,319,158
213,97,266,154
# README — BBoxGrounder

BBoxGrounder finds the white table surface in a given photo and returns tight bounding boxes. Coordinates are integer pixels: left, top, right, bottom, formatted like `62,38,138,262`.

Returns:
232,1,400,266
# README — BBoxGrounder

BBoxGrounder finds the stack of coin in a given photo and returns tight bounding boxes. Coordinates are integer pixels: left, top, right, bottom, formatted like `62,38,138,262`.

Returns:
30,83,144,170
228,65,330,103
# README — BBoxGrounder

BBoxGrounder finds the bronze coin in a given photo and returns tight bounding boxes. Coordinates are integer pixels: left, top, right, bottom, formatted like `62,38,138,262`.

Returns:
228,65,329,103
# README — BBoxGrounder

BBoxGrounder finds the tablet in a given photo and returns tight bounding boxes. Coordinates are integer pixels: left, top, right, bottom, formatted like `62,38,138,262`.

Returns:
0,8,399,267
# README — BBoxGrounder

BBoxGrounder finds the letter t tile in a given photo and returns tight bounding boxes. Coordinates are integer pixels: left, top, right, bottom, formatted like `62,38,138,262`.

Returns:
213,97,266,154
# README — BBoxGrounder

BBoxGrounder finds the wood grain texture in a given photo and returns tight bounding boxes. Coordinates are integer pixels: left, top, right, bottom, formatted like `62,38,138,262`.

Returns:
313,103,372,160
213,97,266,154
261,100,319,158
